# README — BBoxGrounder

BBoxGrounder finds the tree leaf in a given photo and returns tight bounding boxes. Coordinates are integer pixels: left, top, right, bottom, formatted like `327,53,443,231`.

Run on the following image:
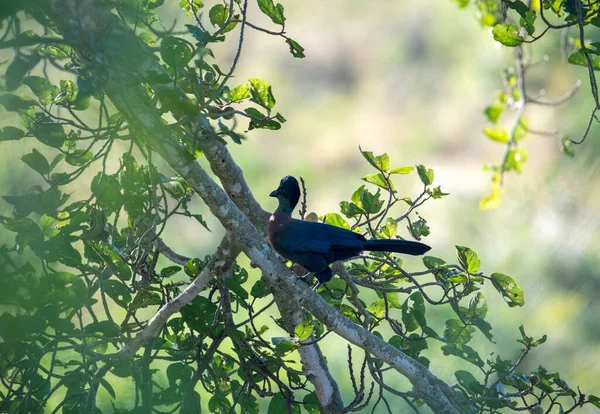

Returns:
484,127,509,143
285,38,305,58
390,166,413,174
362,173,393,191
359,188,383,214
360,148,390,171
21,148,50,176
323,212,350,229
456,246,481,274
492,24,524,47
22,76,60,105
0,94,37,111
441,343,484,367
209,4,237,33
103,279,132,307
294,321,314,341
416,164,434,186
0,126,25,141
491,273,524,307
443,319,474,345
160,36,192,67
5,53,41,91
257,0,286,25
231,84,250,102
179,0,203,16
248,78,276,109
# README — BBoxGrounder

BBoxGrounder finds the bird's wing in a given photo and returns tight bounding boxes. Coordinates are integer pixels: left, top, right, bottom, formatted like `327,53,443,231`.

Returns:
275,220,363,254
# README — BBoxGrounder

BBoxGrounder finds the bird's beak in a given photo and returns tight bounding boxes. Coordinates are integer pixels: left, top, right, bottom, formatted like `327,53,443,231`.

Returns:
269,188,279,197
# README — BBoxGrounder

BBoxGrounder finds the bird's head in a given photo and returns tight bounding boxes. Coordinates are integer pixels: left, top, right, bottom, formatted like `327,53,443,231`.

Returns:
270,176,301,213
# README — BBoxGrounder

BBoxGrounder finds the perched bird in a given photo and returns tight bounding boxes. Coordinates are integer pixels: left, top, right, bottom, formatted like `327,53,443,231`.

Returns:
268,176,431,289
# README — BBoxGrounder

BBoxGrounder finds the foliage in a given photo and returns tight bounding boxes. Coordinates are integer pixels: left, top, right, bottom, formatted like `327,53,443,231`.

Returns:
455,0,599,208
0,1,597,413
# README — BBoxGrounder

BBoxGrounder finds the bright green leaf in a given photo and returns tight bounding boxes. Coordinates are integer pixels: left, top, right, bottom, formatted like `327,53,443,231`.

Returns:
456,246,481,274
492,24,524,47
491,273,524,307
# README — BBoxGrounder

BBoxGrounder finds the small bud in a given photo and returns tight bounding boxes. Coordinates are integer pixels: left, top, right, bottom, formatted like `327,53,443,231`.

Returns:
528,375,539,386
530,404,543,414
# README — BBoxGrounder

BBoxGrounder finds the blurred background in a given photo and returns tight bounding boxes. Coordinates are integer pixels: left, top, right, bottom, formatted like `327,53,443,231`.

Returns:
2,0,599,412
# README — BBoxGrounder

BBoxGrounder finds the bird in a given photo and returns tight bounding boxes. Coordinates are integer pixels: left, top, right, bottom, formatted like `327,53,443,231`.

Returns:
268,176,431,289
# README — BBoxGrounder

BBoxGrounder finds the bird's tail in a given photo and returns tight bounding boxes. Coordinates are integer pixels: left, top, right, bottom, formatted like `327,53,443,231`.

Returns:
363,239,431,256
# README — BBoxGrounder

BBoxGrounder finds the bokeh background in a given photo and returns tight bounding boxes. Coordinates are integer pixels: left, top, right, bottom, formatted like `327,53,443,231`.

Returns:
1,0,599,412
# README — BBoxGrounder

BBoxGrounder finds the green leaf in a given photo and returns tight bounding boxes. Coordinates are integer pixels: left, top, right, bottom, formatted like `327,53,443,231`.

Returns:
138,32,157,47
294,321,314,341
250,279,271,298
456,246,481,274
129,289,162,310
248,78,276,109
209,4,237,33
161,266,181,277
422,256,446,269
568,49,600,70
160,36,193,67
0,126,25,141
455,370,484,395
367,299,386,319
230,84,250,102
91,173,122,215
416,165,434,186
401,292,426,332
441,343,484,367
444,319,474,345
484,127,509,143
21,148,50,176
339,201,364,218
103,280,132,307
184,258,204,277
39,214,59,238
0,94,36,111
65,149,93,166
491,273,524,307
179,0,203,16
5,53,41,91
485,104,504,124
360,148,390,171
92,242,132,281
515,118,528,141
31,121,67,148
303,393,319,414
360,188,383,214
285,38,305,58
588,395,600,408
22,76,60,105
362,173,393,191
323,212,350,229
274,339,297,356
382,218,397,238
492,24,524,47
505,148,528,173
390,166,414,174
257,0,286,25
